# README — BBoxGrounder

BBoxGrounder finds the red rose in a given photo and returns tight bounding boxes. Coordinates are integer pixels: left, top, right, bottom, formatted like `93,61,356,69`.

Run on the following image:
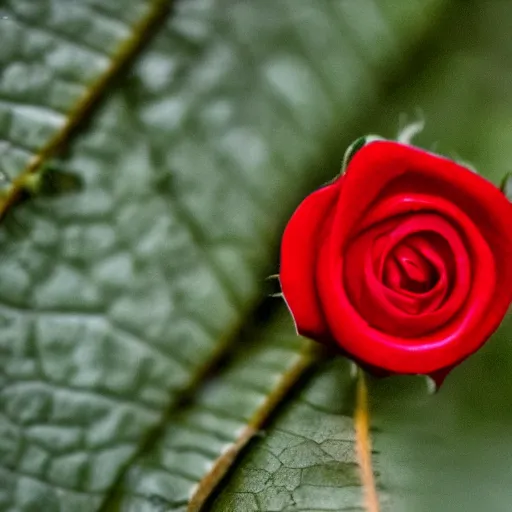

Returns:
280,140,512,383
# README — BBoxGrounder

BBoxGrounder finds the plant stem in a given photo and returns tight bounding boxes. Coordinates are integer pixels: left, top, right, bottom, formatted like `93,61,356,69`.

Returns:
354,367,380,512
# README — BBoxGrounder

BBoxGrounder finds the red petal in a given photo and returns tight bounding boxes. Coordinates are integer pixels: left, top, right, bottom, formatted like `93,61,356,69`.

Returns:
280,180,341,342
318,142,511,374
344,213,473,338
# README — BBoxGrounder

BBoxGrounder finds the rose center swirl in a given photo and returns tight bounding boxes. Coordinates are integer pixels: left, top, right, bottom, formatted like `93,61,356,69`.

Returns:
344,212,471,338
383,242,439,294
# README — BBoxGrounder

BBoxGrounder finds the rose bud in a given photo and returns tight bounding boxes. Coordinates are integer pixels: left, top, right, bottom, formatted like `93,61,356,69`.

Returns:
280,140,512,386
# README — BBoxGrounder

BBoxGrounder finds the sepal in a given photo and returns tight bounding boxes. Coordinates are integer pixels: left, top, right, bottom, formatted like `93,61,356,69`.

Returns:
500,172,511,201
341,134,385,174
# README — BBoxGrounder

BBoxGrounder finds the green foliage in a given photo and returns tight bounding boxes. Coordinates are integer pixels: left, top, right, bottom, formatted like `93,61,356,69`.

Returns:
211,358,377,512
0,1,511,511
110,313,314,511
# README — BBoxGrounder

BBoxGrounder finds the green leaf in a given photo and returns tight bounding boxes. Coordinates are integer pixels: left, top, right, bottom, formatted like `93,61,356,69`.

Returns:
211,359,389,512
6,0,500,511
0,0,169,184
107,313,315,512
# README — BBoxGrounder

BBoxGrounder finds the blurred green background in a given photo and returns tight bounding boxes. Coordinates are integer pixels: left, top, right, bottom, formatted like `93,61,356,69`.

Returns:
0,1,511,511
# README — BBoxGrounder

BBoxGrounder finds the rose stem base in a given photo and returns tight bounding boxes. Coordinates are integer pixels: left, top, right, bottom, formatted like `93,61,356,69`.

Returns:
354,367,380,512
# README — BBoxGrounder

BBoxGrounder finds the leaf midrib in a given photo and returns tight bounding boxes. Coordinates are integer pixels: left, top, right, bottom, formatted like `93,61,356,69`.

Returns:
0,0,176,221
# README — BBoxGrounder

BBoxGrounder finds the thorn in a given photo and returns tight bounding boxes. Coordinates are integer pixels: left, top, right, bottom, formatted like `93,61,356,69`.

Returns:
349,361,359,379
397,117,425,144
425,366,452,393
265,274,280,281
424,375,438,395
269,292,284,298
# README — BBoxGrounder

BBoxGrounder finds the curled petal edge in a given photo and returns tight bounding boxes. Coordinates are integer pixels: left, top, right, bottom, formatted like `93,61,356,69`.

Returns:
280,179,342,343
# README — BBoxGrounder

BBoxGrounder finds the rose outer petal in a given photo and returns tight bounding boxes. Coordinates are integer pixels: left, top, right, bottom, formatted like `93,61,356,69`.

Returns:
334,142,512,287
319,141,511,374
280,180,341,342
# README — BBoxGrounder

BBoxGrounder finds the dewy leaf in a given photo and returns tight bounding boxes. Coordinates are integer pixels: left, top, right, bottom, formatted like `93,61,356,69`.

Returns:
0,0,170,213
107,312,316,512
210,359,389,512
0,0,448,511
